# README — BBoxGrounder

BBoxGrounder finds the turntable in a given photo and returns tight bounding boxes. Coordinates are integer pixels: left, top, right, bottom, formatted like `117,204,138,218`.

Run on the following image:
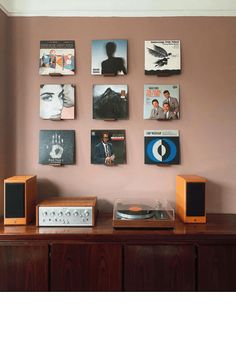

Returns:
113,198,175,229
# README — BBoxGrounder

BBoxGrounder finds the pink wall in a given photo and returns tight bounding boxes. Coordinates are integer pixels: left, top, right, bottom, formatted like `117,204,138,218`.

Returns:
0,10,9,214
5,16,236,212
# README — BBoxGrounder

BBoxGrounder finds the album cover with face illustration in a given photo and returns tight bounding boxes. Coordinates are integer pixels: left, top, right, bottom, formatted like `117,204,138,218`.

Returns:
91,40,127,75
144,130,180,165
144,84,180,120
91,130,126,165
39,40,75,75
39,130,75,165
40,84,75,120
145,40,181,76
93,85,128,120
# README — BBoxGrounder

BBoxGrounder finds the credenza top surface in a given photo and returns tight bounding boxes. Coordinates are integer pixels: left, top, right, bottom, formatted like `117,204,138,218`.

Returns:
0,213,236,242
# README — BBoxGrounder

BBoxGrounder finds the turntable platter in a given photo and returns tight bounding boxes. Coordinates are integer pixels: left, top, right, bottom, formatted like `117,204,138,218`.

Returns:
116,204,154,220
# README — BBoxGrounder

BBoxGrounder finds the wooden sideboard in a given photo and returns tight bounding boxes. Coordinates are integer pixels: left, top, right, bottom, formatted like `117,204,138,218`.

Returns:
1,213,236,291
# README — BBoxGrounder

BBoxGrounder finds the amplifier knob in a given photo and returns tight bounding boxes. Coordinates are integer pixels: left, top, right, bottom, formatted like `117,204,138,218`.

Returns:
50,211,55,217
74,211,79,217
42,211,48,217
84,210,89,217
58,211,63,217
65,210,71,217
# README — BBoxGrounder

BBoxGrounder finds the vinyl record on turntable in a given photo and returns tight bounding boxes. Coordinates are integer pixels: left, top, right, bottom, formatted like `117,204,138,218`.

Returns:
116,203,154,220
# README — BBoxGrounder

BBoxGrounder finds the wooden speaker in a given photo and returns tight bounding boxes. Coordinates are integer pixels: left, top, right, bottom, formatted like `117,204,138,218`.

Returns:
4,175,37,225
176,175,207,223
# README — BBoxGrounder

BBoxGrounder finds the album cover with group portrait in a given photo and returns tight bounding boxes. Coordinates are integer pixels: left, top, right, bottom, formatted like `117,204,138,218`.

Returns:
144,84,180,120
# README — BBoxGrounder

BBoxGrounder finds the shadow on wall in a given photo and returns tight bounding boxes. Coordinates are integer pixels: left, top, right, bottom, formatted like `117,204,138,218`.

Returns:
97,199,114,213
37,181,114,212
206,180,223,213
37,178,60,202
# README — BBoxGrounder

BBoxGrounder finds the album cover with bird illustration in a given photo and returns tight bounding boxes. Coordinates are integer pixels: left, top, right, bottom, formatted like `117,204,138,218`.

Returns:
145,40,181,76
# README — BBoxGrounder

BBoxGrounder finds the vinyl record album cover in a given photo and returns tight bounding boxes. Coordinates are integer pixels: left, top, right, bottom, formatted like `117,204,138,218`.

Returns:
144,84,179,120
39,130,75,165
39,40,75,75
40,84,75,120
144,130,180,165
145,40,181,76
93,85,128,120
91,130,126,165
91,40,127,75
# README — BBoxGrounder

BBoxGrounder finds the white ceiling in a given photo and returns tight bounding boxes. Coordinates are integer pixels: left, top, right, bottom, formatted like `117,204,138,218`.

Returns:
1,0,236,16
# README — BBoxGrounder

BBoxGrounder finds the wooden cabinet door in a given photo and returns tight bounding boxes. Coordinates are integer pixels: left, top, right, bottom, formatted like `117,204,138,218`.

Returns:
0,244,48,291
198,245,236,291
51,244,122,291
124,245,195,291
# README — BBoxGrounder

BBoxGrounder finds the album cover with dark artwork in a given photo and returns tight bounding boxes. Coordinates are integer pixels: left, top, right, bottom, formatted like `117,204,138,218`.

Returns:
39,40,75,75
93,85,128,120
144,84,180,120
145,40,181,76
40,84,75,120
144,130,180,165
91,130,126,165
91,40,127,75
39,130,75,165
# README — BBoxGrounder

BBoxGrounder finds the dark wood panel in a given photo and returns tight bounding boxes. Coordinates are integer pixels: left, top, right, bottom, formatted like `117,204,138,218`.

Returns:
51,244,122,291
0,245,48,291
124,245,195,291
198,245,236,291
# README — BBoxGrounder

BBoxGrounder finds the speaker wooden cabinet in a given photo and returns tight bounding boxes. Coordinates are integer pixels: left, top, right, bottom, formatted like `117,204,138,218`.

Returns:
176,175,207,223
4,175,37,225
1,214,236,291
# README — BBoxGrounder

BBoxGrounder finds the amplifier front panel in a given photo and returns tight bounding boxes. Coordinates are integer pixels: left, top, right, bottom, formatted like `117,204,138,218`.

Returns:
38,206,94,226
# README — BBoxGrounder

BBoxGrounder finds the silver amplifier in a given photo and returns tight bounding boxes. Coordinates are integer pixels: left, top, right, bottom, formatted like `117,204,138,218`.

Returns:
36,197,97,227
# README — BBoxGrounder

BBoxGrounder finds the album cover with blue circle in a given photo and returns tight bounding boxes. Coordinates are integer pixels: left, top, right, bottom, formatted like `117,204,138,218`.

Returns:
144,130,180,165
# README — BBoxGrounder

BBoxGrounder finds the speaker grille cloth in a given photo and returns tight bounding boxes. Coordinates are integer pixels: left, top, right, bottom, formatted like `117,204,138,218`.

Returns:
186,183,205,217
5,183,25,218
